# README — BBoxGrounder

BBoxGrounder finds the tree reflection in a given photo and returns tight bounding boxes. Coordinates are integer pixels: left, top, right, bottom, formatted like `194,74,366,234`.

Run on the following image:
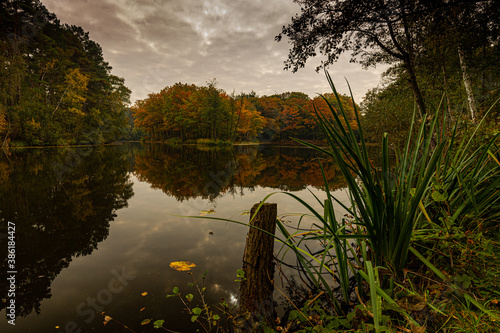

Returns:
0,146,134,317
133,144,347,201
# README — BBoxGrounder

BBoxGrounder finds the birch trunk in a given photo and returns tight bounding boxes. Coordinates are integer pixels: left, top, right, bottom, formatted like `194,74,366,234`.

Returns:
458,46,478,122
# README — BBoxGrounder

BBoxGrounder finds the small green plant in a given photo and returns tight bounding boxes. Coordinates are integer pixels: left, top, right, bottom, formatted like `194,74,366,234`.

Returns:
163,271,223,332
146,270,241,332
235,268,246,282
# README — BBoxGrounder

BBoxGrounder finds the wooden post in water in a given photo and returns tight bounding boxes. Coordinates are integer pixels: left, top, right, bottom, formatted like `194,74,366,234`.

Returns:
235,202,277,332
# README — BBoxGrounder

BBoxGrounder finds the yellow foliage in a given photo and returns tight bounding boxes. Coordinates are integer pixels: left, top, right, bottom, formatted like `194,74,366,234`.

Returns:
28,118,41,130
62,68,89,115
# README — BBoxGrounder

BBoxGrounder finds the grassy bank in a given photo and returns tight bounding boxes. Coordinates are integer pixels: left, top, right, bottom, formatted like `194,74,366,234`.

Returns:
261,74,500,332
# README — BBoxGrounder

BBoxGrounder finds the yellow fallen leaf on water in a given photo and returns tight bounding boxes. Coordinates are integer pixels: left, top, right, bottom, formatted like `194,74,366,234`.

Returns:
141,318,152,325
140,307,146,312
103,316,112,326
141,292,148,296
169,261,196,271
200,209,215,216
55,326,59,329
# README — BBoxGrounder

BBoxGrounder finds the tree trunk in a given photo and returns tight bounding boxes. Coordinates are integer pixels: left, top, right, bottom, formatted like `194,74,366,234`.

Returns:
403,56,426,118
458,46,478,122
236,202,277,332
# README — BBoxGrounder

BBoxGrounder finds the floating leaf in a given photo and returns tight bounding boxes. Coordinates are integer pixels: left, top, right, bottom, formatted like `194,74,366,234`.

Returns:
170,261,196,271
103,316,112,326
141,292,148,296
55,326,60,329
200,209,215,216
141,318,152,325
153,320,165,328
140,307,145,312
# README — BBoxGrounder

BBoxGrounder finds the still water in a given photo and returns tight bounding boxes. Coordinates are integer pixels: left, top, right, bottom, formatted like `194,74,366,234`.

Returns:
0,143,349,332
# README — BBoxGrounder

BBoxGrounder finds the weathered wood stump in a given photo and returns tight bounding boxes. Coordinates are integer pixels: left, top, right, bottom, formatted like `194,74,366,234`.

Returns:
235,202,277,332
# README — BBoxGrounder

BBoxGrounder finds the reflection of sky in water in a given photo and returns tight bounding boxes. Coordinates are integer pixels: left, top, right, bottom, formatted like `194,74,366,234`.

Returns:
1,147,350,333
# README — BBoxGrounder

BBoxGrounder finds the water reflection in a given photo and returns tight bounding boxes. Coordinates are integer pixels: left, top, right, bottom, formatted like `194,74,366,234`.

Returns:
0,144,349,332
0,146,134,318
133,144,347,201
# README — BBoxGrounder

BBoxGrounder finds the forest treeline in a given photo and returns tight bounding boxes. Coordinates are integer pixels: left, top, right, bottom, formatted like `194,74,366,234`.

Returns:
132,81,358,143
0,0,130,146
2,0,499,147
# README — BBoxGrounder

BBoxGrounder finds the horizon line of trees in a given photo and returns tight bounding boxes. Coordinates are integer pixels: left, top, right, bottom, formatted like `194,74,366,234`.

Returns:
132,80,359,143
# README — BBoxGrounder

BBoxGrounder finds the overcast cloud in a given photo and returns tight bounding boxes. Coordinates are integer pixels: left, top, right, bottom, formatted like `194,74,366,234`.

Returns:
42,0,387,104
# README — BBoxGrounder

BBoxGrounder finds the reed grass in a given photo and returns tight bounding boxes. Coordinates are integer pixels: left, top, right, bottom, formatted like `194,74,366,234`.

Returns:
188,74,500,331
295,72,446,274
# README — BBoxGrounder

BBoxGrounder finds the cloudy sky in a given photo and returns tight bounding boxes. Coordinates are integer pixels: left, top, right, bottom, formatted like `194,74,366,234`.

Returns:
42,0,387,104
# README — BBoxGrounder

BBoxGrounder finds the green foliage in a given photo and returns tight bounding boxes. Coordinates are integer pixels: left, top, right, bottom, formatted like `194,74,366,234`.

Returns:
0,0,130,146
235,268,246,282
153,319,165,329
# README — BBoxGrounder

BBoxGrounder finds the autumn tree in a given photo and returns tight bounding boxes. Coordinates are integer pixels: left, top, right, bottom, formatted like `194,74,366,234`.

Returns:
234,97,266,141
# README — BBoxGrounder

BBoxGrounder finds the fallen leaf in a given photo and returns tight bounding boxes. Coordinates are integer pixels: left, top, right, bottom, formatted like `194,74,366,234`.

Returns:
169,261,196,272
200,209,215,216
141,318,152,325
103,316,112,326
140,307,146,312
411,324,426,333
141,292,148,296
397,294,426,311
55,326,59,329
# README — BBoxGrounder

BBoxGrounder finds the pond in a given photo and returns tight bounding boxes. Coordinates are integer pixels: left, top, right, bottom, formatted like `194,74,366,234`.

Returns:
0,143,350,332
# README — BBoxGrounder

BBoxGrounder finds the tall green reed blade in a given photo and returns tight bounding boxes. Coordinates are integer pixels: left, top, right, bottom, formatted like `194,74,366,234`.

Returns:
423,98,500,229
297,71,446,273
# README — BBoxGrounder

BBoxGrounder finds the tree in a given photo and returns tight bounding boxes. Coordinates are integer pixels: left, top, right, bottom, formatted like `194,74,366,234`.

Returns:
429,1,500,122
277,1,450,116
0,0,130,146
